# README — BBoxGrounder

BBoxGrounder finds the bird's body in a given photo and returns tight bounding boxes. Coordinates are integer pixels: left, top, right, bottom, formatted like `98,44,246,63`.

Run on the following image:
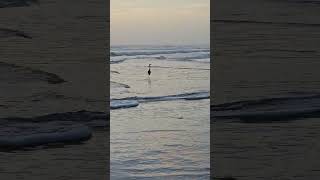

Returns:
148,64,151,75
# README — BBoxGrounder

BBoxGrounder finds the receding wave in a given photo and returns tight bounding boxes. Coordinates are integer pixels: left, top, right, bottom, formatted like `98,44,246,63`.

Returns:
111,81,131,96
212,93,320,122
0,110,108,150
122,170,209,179
111,81,130,88
128,129,186,134
111,70,120,74
111,99,139,109
111,91,209,109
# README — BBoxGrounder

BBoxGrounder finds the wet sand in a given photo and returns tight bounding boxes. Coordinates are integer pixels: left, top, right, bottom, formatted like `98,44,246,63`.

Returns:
0,0,108,179
212,0,320,179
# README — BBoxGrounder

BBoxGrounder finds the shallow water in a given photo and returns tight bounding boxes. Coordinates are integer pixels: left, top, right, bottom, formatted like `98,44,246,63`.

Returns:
110,46,210,179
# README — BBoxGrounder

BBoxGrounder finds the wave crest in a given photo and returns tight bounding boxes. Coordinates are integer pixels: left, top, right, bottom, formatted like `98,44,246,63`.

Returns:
111,91,209,109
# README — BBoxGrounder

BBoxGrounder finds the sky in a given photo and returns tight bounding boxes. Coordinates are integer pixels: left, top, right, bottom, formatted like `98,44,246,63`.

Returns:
111,0,210,46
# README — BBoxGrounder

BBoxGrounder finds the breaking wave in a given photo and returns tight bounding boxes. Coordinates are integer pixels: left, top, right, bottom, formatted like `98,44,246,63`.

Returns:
111,91,209,109
110,47,210,64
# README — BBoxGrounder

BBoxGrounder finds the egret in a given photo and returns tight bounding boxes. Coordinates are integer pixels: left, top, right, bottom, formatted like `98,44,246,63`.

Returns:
148,64,151,75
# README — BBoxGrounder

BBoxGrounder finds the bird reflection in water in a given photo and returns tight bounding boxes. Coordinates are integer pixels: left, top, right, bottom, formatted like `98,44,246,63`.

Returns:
147,75,152,91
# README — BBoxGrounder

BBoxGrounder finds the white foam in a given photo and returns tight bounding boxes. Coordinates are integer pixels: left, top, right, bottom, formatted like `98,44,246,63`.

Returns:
111,91,209,110
110,100,139,109
111,48,209,57
110,46,210,64
137,91,210,102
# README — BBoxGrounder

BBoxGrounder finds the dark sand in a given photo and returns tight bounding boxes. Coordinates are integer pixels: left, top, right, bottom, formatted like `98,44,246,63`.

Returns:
212,0,320,179
0,0,109,179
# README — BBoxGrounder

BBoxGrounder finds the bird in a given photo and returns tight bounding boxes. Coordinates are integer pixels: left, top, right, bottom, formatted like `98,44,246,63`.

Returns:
148,64,151,75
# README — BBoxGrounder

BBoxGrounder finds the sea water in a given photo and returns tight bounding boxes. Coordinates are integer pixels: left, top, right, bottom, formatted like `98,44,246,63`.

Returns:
110,45,210,179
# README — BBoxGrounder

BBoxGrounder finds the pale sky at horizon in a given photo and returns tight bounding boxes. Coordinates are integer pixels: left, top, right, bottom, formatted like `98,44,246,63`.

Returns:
111,0,210,46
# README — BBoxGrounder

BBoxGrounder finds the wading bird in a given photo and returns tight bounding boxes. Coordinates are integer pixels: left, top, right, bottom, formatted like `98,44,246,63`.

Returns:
148,64,151,75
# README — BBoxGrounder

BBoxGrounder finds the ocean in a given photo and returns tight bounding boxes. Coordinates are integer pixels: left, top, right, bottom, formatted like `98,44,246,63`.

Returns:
110,45,210,179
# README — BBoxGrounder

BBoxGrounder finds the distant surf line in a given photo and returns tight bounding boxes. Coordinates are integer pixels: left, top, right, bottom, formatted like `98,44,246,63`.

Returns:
143,65,210,71
110,49,209,57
